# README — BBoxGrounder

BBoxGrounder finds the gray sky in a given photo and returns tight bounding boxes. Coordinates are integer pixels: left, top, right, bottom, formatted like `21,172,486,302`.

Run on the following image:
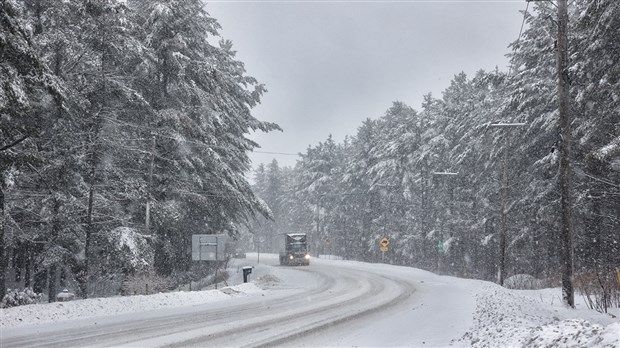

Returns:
205,0,527,168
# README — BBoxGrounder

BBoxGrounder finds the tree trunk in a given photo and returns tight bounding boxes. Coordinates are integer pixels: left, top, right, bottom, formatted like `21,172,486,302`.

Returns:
83,149,97,299
146,136,155,233
81,27,110,298
46,194,63,302
47,264,57,303
557,0,575,308
0,175,7,300
24,244,31,288
32,0,44,35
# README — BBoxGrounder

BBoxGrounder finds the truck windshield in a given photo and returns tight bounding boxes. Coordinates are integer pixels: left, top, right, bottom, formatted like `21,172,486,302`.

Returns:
289,242,306,251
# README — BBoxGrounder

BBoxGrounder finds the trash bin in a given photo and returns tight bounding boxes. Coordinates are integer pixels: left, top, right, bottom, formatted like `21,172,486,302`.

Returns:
242,266,253,283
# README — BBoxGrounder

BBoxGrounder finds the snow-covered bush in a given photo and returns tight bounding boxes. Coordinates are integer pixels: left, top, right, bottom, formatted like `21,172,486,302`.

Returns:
122,273,173,295
1,288,42,308
575,270,620,314
89,273,126,297
105,227,153,274
504,274,544,290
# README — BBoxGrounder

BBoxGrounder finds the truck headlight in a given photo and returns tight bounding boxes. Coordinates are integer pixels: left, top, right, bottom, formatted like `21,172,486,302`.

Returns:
305,254,310,259
289,255,294,260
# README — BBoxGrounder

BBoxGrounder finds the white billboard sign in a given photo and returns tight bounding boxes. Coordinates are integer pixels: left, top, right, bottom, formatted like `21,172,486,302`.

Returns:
192,234,228,261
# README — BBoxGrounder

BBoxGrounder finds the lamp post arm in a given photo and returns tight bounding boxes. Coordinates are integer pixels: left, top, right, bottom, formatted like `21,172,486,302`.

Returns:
489,123,527,128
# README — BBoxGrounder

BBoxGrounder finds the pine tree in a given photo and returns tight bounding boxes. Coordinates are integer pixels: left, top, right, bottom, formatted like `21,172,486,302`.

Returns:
571,0,620,278
0,0,66,300
133,0,279,274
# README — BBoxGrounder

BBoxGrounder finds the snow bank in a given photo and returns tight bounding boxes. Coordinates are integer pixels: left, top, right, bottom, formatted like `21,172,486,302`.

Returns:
0,283,262,329
460,284,619,348
524,319,619,348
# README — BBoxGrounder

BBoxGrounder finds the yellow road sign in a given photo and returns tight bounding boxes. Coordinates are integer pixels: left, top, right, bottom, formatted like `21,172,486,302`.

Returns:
380,237,389,247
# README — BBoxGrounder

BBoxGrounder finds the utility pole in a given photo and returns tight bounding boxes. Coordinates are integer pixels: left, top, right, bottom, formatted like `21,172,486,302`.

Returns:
527,0,574,308
557,0,574,308
527,0,575,308
316,194,321,257
489,123,525,286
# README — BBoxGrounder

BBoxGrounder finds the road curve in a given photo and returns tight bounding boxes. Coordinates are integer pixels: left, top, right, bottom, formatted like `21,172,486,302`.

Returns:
1,257,416,347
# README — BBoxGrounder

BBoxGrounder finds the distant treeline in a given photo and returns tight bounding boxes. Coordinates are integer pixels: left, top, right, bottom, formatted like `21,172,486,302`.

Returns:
250,1,619,288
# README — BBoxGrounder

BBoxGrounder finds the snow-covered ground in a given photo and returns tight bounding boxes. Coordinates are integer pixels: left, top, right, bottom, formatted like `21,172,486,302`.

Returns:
1,254,618,347
458,283,619,347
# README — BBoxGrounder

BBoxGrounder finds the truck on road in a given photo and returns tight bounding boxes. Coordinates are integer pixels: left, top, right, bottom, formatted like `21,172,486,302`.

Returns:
279,233,310,266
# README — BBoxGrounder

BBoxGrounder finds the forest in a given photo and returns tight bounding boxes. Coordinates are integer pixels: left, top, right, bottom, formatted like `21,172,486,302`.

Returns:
1,0,279,303
249,1,619,308
1,0,618,309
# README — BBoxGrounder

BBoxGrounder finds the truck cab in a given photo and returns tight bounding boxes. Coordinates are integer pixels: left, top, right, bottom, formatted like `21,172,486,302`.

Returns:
279,233,310,266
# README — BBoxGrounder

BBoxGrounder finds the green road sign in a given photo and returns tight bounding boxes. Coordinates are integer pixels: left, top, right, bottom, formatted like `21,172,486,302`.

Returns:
437,241,445,253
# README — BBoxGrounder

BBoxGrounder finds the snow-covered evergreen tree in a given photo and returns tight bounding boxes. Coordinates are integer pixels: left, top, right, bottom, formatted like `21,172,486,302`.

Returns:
132,0,279,275
0,0,66,301
2,0,280,299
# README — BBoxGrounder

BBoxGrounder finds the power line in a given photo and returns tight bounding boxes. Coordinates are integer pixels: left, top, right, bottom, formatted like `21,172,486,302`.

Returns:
253,150,299,156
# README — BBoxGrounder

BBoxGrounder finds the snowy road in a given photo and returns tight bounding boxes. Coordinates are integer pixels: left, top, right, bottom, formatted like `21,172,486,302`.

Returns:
2,257,432,347
3,254,618,347
1,255,472,347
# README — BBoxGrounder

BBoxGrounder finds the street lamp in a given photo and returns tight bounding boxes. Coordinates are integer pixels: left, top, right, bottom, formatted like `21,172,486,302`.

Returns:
489,122,526,285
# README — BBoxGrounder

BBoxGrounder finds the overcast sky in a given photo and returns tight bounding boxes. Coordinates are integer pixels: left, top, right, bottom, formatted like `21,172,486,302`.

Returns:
205,0,527,168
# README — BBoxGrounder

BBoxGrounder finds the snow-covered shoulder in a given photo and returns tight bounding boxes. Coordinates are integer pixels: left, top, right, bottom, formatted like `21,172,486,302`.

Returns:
0,283,263,329
459,283,619,348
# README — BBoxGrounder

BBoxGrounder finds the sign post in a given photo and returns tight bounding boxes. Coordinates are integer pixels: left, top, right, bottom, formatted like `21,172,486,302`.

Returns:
255,236,265,264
